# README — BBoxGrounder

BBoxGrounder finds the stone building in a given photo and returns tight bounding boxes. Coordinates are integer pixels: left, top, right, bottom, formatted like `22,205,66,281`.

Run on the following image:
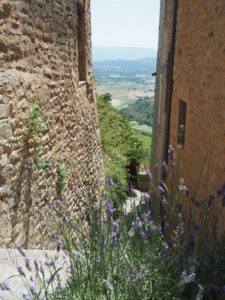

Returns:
0,0,104,248
151,0,225,232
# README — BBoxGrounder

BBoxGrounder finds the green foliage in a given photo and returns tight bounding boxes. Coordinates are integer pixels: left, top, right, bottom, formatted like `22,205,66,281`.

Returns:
134,130,151,168
26,105,44,137
54,197,183,300
97,93,144,202
56,164,67,192
120,97,154,126
34,147,50,170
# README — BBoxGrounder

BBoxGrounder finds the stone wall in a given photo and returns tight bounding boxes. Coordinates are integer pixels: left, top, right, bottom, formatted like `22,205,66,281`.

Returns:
0,0,104,248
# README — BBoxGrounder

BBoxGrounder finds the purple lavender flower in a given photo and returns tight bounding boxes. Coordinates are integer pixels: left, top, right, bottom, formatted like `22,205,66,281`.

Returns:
23,294,31,300
134,217,143,228
107,178,114,186
56,240,62,252
105,197,116,215
0,282,10,291
79,241,84,249
111,231,118,245
157,185,164,194
54,198,63,206
145,171,152,180
29,285,36,295
92,200,100,210
194,224,200,230
139,231,146,239
180,270,196,284
112,220,119,230
29,275,34,282
25,257,31,271
16,245,26,257
144,210,151,218
40,266,45,276
45,260,51,267
17,266,26,277
161,197,169,207
218,182,225,196
124,211,129,218
60,213,70,225
33,259,39,271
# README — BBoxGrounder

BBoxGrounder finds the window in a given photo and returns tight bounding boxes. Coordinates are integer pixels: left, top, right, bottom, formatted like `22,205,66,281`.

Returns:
177,100,187,146
77,2,87,82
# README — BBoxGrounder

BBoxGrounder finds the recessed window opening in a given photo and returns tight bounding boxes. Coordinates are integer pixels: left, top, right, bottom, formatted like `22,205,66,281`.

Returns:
77,2,87,82
177,99,187,146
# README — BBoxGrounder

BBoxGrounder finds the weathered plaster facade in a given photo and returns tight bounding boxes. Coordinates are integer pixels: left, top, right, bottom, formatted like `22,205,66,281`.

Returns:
152,0,225,232
0,0,104,248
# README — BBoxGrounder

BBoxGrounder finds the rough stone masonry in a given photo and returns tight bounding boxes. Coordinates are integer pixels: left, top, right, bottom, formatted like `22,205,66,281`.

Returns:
0,0,104,248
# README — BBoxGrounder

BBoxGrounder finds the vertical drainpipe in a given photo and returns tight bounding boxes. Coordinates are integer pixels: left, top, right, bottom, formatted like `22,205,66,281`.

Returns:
151,0,178,218
151,0,166,217
163,0,178,163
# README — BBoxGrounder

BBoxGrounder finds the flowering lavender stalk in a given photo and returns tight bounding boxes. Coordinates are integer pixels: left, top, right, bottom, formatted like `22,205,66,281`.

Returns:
157,185,165,195
134,217,143,229
112,220,119,230
180,270,196,284
105,197,116,215
161,196,169,207
107,178,114,186
139,231,147,240
29,285,36,296
0,282,10,291
33,259,39,272
92,200,100,210
16,245,26,257
17,266,26,277
111,231,118,245
145,170,152,180
23,294,31,300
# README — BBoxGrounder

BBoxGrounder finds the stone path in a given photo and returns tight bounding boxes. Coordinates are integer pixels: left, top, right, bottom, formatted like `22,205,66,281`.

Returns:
123,189,145,213
0,249,70,300
0,189,148,300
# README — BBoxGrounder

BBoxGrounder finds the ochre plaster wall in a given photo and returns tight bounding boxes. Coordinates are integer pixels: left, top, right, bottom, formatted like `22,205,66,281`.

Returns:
169,0,225,234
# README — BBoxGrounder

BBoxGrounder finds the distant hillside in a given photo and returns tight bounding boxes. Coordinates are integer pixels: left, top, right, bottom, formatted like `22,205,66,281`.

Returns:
93,57,156,79
93,47,157,61
120,97,154,127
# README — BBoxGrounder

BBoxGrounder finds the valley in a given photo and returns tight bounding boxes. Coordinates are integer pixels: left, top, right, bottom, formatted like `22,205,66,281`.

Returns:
93,55,156,166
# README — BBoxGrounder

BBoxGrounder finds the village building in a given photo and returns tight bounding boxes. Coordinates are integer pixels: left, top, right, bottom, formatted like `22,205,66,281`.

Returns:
0,0,104,248
151,0,225,234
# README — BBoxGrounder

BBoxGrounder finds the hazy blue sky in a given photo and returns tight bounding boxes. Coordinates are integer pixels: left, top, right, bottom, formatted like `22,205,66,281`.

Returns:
91,0,160,49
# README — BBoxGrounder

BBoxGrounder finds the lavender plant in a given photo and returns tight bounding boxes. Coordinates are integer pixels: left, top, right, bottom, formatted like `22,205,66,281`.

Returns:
2,149,225,299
